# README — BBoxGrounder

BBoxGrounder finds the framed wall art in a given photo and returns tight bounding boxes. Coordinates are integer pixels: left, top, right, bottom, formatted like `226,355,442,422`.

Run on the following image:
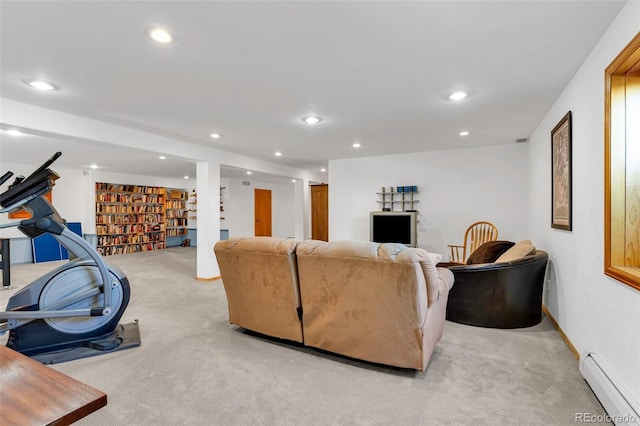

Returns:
551,111,572,231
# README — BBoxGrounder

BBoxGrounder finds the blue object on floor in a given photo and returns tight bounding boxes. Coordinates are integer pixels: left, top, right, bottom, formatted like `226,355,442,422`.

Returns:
33,222,83,263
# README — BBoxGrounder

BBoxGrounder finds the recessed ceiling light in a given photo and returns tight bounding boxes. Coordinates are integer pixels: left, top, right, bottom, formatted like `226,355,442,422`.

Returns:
4,129,23,136
352,143,361,148
302,116,323,125
184,176,189,180
275,152,282,157
459,131,470,136
210,133,221,139
321,168,326,172
26,80,56,91
246,171,252,175
159,155,166,160
148,28,173,43
449,91,468,101
291,179,296,183
90,164,99,169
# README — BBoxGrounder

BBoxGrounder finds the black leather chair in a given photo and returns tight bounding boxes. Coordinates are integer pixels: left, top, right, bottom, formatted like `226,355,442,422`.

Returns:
445,250,549,329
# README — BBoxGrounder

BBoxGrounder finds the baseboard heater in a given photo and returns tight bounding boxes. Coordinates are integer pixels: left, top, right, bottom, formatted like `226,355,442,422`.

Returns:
579,352,639,425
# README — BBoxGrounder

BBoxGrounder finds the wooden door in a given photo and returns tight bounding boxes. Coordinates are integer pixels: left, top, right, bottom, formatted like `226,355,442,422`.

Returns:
311,184,328,241
254,189,272,236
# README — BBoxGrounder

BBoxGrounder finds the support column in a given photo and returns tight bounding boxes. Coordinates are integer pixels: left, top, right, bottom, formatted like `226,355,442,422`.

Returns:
82,170,98,248
293,178,311,240
196,160,220,280
82,170,96,235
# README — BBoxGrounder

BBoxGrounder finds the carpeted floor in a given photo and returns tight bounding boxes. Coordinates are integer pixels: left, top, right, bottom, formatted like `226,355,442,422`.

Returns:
1,247,610,425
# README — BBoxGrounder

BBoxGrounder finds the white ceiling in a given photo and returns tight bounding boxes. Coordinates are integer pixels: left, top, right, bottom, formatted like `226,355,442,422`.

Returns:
0,0,626,180
0,131,297,185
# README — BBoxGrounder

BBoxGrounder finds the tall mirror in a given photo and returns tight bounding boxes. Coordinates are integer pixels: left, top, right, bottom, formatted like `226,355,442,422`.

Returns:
605,31,640,291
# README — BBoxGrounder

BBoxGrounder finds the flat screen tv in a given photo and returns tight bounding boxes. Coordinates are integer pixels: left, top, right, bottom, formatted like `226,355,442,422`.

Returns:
370,211,417,247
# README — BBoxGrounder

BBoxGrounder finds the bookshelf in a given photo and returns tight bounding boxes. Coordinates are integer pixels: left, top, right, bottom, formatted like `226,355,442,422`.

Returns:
166,188,188,237
95,183,167,256
376,186,419,212
187,190,197,221
220,186,226,221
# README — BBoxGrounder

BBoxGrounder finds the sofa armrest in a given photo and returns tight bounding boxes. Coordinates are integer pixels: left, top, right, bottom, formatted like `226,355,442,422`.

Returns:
437,267,454,293
426,267,453,307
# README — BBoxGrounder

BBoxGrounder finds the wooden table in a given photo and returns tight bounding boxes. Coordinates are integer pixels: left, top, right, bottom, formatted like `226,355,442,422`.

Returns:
0,346,107,425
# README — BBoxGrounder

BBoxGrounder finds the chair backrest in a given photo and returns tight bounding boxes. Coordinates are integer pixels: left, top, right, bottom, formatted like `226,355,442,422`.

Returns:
463,221,498,261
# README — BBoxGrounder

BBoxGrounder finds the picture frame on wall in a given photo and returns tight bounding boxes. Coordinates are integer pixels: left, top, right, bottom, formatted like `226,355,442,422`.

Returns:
551,111,572,231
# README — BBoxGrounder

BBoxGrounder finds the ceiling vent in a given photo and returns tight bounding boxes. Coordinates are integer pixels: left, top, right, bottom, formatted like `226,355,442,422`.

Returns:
515,138,529,143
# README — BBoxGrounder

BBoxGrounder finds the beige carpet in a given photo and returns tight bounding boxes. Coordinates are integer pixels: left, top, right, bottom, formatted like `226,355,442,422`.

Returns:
1,247,610,425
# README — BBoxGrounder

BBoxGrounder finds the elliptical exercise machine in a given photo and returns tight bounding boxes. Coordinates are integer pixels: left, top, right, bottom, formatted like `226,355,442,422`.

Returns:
0,152,140,363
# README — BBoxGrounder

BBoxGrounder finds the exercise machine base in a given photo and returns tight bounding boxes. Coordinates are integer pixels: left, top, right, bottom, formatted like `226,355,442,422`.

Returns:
30,320,141,365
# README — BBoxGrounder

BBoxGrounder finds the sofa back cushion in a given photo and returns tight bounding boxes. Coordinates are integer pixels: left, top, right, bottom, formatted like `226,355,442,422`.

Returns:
297,240,443,306
467,240,515,264
214,237,304,342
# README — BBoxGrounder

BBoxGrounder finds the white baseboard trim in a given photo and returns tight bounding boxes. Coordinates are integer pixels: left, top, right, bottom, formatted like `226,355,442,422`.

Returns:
579,352,639,425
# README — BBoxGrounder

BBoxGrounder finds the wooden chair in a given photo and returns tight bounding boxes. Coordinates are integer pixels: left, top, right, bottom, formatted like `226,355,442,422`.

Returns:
448,221,498,264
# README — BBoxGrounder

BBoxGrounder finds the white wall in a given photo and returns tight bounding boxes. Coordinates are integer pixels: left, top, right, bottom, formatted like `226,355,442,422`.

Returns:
226,178,296,239
528,1,640,409
329,143,529,257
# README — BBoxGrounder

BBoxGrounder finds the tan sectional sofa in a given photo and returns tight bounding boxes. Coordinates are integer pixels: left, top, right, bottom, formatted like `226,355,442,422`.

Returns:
214,237,454,371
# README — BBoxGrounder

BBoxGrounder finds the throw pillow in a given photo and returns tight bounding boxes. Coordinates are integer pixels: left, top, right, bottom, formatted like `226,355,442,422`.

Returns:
467,240,515,264
495,240,535,263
